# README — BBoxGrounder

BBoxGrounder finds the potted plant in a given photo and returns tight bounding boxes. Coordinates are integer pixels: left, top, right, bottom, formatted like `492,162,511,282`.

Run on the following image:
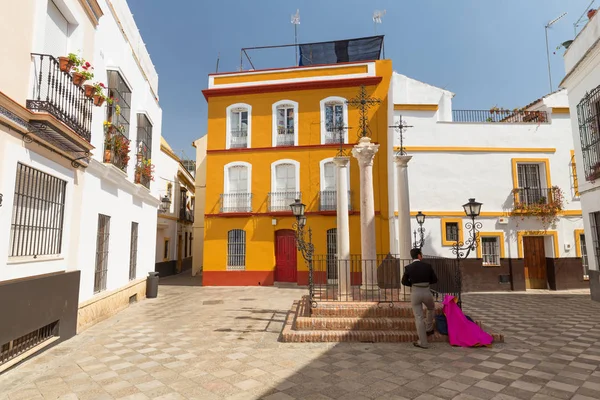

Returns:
58,52,80,72
135,158,155,184
92,82,107,106
588,9,597,20
103,129,113,163
71,61,94,87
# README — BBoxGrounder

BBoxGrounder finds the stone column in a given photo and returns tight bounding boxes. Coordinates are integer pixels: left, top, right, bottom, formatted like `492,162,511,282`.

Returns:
334,156,351,296
352,136,380,291
395,155,413,261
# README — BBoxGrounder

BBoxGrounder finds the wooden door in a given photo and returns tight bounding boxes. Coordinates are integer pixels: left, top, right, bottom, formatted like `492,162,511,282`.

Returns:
275,230,297,282
523,236,547,289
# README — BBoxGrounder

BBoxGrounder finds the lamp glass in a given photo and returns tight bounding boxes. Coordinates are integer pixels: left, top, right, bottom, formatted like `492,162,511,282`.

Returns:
289,199,305,217
298,215,307,228
160,196,171,212
416,211,425,225
462,198,482,217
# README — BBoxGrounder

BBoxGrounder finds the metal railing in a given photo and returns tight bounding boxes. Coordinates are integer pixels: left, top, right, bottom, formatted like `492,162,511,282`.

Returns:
268,191,301,212
104,130,130,172
319,190,353,211
323,130,343,144
230,129,248,148
27,53,93,141
1,321,58,366
513,187,553,206
179,208,194,222
309,254,461,306
276,127,295,146
452,109,548,124
220,193,252,213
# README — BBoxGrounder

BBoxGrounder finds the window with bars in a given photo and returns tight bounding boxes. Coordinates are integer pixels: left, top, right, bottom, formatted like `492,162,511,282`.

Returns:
227,229,246,270
9,163,67,258
580,233,589,279
106,70,132,136
135,114,153,188
163,238,170,261
129,222,138,281
590,212,600,278
576,85,600,181
185,232,188,257
445,222,459,242
481,237,500,266
94,214,110,294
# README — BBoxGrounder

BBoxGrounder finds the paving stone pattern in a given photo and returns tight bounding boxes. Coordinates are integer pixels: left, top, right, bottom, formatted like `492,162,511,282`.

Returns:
1,274,600,400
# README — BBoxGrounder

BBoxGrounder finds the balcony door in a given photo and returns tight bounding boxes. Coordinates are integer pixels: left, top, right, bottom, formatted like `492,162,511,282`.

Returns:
226,166,249,211
273,164,296,210
45,1,70,57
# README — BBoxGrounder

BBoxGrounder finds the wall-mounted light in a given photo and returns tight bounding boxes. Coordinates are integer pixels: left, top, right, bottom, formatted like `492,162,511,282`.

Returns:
158,195,171,213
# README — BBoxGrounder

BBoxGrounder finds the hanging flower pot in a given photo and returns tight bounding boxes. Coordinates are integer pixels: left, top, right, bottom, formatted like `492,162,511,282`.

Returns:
135,171,141,184
137,153,143,162
58,56,74,72
72,72,85,87
589,9,597,19
93,95,105,107
83,84,95,98
104,149,111,163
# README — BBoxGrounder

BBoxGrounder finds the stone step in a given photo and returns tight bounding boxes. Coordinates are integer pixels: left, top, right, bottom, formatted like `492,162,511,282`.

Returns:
310,301,445,318
282,329,505,343
296,317,435,331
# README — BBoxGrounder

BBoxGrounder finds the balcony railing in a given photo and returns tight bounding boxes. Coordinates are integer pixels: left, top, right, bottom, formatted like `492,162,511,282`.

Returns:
179,208,194,223
230,129,248,148
276,127,295,146
452,110,548,124
268,191,301,212
26,53,93,141
319,190,353,211
103,130,130,172
324,130,343,144
220,193,253,213
513,188,553,206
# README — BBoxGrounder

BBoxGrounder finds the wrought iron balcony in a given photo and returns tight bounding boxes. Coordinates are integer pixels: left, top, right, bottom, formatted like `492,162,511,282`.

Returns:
268,191,301,212
452,110,548,124
179,208,194,222
220,193,253,213
324,130,343,144
230,129,248,148
319,190,353,211
26,54,93,141
513,187,553,206
276,127,295,146
103,130,130,172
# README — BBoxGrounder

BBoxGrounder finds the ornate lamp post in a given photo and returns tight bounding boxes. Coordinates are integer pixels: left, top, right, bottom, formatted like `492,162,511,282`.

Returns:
158,195,171,213
289,199,315,305
412,211,426,249
450,198,483,308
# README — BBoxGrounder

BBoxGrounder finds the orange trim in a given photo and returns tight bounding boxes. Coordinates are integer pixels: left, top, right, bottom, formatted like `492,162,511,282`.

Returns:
208,60,377,77
202,271,274,286
202,76,383,100
551,107,570,114
394,104,438,111
207,143,365,154
214,65,368,85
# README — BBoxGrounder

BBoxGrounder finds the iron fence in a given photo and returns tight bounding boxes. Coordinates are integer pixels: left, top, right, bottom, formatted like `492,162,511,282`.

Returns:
1,321,58,366
276,127,295,146
513,187,553,206
452,109,548,124
230,129,248,148
268,191,301,212
319,190,353,211
220,193,252,213
308,254,461,306
27,53,93,141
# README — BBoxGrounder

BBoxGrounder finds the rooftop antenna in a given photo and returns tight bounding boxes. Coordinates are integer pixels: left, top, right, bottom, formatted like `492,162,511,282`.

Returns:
215,52,220,73
291,9,300,66
545,12,567,92
373,9,386,34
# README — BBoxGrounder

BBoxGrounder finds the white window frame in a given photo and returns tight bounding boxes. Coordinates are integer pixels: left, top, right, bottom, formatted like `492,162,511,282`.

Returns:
225,103,252,150
223,161,252,194
272,100,299,147
271,159,300,193
320,96,348,145
319,158,350,192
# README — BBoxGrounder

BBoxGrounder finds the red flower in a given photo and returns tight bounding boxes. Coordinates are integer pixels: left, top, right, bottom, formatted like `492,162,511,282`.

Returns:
99,83,105,88
85,62,91,67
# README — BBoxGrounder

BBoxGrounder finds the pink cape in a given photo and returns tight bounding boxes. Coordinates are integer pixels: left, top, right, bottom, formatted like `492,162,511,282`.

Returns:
442,295,493,347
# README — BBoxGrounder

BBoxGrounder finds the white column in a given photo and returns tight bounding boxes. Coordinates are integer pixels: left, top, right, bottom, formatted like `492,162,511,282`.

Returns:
395,155,413,261
352,136,380,291
334,156,350,296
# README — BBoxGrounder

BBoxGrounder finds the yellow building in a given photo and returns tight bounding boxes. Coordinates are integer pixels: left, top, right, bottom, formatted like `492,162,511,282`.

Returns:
201,38,394,286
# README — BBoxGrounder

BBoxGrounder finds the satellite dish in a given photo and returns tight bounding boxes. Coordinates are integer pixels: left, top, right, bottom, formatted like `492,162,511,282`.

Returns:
373,9,386,24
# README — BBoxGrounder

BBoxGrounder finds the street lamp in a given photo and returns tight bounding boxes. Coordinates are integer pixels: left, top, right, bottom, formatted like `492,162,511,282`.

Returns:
413,211,426,249
158,195,171,213
289,199,315,306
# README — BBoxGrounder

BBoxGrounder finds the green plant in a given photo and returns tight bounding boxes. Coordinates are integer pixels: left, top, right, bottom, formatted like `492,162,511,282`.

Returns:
67,52,82,66
72,61,94,80
115,105,121,115
135,157,155,181
512,186,565,229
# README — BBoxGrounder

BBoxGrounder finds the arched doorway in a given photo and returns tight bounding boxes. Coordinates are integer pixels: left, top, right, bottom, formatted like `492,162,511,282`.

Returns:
275,230,297,282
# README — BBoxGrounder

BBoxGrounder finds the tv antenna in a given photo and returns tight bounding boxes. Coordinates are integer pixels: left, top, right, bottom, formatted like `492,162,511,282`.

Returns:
373,9,386,34
545,12,567,92
574,0,597,35
291,9,300,66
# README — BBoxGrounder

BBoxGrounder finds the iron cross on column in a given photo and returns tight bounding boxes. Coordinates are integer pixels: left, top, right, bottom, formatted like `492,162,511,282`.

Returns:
389,116,413,155
347,85,382,139
332,124,351,157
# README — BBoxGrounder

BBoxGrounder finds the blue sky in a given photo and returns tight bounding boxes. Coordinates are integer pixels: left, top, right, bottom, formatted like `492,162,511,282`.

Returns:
128,0,594,157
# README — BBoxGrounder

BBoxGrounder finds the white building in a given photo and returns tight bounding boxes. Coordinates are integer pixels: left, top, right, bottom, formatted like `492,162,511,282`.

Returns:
389,73,586,292
155,138,195,277
561,8,600,301
192,136,207,277
0,0,161,368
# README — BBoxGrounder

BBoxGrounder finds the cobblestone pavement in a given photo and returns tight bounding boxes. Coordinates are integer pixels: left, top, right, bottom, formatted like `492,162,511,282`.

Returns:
1,274,600,400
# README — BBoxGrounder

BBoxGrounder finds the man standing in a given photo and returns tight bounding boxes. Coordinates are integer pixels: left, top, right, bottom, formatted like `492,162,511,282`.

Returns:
401,248,438,349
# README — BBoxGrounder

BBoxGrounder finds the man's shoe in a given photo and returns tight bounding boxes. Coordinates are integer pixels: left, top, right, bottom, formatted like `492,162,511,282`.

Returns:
413,342,429,349
426,330,435,336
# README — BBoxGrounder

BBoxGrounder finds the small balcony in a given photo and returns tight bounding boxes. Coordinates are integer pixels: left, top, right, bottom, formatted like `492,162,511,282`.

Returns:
268,191,301,212
26,53,93,141
324,129,343,144
179,208,194,223
220,193,253,213
513,188,553,206
230,129,248,148
103,130,130,172
319,190,353,211
276,127,295,146
452,110,548,124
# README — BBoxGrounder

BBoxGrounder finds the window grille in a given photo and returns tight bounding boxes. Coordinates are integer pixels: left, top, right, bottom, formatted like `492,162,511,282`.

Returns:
94,214,110,293
481,237,500,266
227,229,246,270
446,222,459,242
576,85,600,181
129,222,138,281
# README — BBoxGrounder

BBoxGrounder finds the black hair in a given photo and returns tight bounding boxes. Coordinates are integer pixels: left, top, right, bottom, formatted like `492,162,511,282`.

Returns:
410,248,422,260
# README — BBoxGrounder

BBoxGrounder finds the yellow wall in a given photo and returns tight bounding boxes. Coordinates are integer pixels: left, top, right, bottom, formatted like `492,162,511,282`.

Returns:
204,60,393,275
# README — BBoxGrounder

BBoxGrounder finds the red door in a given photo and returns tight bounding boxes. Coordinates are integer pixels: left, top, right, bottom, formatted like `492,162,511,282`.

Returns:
275,230,297,282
